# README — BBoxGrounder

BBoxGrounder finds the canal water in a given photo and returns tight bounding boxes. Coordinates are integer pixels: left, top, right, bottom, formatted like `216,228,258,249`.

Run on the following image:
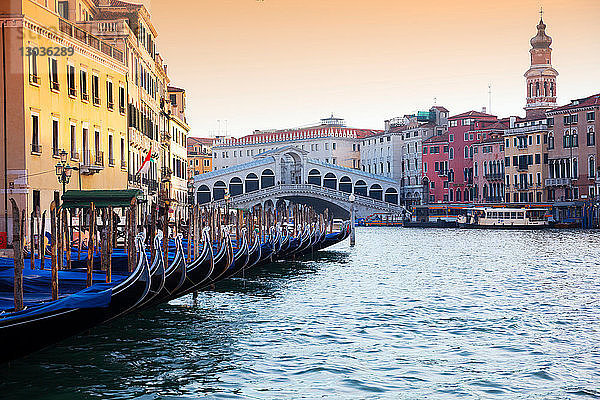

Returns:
1,228,600,399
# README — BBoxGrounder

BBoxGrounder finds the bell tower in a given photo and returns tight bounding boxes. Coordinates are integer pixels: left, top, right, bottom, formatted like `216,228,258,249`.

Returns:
524,9,558,118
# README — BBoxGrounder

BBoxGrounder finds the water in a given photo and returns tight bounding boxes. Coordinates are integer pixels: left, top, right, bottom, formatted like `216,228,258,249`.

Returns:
2,228,600,399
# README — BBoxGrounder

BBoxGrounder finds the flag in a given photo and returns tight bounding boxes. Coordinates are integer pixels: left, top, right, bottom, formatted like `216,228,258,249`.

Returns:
136,148,153,175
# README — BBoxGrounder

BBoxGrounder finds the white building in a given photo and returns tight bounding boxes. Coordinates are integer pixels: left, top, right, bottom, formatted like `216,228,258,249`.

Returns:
212,116,381,172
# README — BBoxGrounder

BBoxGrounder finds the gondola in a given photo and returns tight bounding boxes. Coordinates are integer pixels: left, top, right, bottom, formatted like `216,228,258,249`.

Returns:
143,235,186,308
0,234,151,363
134,232,166,309
219,230,250,280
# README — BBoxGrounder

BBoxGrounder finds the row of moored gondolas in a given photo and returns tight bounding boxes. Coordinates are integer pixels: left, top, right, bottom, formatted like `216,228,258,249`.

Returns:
0,201,351,364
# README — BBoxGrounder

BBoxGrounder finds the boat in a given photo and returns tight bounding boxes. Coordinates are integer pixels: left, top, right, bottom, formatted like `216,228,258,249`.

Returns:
457,206,550,229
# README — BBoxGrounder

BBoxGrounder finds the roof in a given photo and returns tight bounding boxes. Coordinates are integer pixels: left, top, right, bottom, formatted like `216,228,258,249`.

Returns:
423,133,449,144
187,137,216,146
547,94,600,114
255,145,308,158
167,86,185,93
61,189,144,209
474,136,504,145
92,0,143,9
431,106,449,113
449,110,497,120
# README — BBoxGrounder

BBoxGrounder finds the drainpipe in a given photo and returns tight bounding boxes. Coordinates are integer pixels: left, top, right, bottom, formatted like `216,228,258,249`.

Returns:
2,22,8,236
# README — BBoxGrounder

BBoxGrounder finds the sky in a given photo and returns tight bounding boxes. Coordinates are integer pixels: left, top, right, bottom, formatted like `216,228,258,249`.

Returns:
146,0,600,137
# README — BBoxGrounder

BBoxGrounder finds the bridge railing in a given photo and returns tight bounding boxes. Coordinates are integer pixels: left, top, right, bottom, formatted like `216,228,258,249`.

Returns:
213,183,404,211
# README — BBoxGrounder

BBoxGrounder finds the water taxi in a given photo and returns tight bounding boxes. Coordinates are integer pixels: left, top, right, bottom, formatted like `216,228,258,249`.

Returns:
457,206,549,229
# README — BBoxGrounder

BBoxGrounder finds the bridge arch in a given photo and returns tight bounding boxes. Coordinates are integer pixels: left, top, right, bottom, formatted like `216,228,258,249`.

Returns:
308,169,321,186
354,180,367,196
229,177,243,196
339,176,352,193
385,188,398,204
261,168,275,189
369,184,383,200
323,173,337,190
245,173,259,193
197,184,211,204
214,180,226,200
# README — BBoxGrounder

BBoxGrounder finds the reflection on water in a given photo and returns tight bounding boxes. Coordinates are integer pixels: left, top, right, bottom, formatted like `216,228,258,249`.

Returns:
1,227,600,399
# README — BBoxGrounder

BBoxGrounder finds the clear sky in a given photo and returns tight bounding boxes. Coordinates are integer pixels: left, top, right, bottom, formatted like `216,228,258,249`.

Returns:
147,0,600,137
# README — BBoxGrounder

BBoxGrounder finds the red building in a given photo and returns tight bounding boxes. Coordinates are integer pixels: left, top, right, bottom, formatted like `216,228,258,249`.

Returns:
447,111,498,202
422,133,449,203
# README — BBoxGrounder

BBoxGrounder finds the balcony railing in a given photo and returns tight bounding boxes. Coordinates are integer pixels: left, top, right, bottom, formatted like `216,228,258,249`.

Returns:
484,172,504,181
121,160,127,170
58,17,124,63
71,150,79,161
68,87,76,97
81,92,89,102
545,178,572,187
161,167,172,181
108,157,115,166
506,124,549,135
29,74,40,85
94,151,104,167
30,143,42,154
50,81,60,91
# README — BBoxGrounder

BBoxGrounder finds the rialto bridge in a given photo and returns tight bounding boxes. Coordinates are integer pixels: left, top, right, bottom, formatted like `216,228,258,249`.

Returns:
192,146,406,218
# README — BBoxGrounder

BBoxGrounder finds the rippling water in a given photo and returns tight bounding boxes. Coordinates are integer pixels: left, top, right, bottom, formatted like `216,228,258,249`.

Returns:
2,228,600,399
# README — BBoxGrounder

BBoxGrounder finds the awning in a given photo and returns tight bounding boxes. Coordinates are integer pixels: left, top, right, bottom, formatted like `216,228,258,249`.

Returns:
61,189,144,209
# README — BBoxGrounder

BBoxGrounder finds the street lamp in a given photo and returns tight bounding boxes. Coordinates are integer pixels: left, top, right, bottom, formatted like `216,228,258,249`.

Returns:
55,149,77,197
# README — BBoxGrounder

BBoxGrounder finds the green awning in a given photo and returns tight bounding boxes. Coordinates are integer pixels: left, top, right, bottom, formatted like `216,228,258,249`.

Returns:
61,189,144,209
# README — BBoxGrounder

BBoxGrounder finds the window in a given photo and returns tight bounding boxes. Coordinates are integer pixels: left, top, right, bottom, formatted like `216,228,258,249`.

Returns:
52,118,59,156
119,86,126,114
49,58,59,91
449,147,454,160
536,134,541,145
547,117,554,126
423,147,427,155
449,134,454,142
120,137,125,168
535,154,541,164
70,123,77,159
67,64,76,96
80,69,88,101
28,51,39,84
31,113,41,153
505,156,510,167
589,156,596,178
333,142,336,150
548,134,554,149
108,134,114,166
505,138,509,148
92,74,100,105
106,80,114,110
587,128,595,146
587,111,596,122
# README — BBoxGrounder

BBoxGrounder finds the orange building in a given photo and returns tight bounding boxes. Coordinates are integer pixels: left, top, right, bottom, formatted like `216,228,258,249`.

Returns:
187,137,214,177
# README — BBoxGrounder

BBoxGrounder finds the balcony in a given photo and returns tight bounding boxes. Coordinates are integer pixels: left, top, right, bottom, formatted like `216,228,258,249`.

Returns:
30,143,42,154
92,96,100,106
484,172,504,181
514,184,530,191
107,101,114,110
517,164,529,172
68,87,76,97
58,18,124,63
50,81,60,91
545,178,572,187
80,150,104,175
506,124,549,135
81,92,89,102
437,170,447,177
161,167,172,182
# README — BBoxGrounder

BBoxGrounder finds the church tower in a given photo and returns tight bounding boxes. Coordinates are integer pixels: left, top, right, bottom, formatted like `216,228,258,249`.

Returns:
524,10,558,118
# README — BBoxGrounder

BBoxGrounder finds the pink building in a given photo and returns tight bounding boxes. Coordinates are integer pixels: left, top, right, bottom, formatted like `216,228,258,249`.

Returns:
422,133,449,203
447,111,498,203
473,135,505,203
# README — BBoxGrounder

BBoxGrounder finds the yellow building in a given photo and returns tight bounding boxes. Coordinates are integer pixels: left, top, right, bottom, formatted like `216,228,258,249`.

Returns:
0,0,128,237
187,137,214,177
503,117,549,203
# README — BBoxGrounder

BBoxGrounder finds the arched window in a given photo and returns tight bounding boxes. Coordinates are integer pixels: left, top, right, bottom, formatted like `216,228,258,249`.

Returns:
535,81,540,96
354,180,367,196
245,173,259,193
483,161,487,175
456,189,461,202
261,169,275,188
589,156,596,178
229,177,243,196
449,147,454,160
323,173,337,190
369,184,383,200
464,146,468,158
588,128,595,146
385,188,398,204
339,176,352,193
213,181,226,201
308,169,321,186
197,185,210,204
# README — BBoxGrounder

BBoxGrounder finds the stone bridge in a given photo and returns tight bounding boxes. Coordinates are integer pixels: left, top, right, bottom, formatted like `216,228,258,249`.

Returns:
192,145,405,218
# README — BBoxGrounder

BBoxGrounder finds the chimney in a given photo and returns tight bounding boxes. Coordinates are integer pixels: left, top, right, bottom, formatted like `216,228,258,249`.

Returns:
510,116,516,128
482,107,487,114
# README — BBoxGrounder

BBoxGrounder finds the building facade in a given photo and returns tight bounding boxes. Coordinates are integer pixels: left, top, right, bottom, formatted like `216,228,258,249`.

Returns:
546,94,600,201
422,133,450,203
187,137,215,177
212,116,380,172
0,0,128,236
447,111,498,203
473,136,505,203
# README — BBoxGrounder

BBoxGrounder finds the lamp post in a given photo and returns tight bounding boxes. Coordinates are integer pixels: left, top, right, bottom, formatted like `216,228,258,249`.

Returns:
55,150,77,198
349,193,356,246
